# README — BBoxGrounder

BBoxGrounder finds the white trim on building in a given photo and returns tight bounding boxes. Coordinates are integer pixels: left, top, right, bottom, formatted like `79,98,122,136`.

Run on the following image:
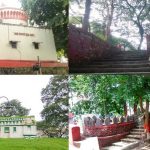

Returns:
0,116,37,138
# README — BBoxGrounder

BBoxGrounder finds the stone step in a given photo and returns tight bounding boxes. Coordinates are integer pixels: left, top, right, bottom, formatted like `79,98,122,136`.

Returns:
102,145,123,150
70,66,150,73
141,144,150,150
121,138,139,143
132,129,145,132
110,53,147,57
136,126,144,129
104,51,148,57
84,63,150,68
104,53,147,57
102,141,140,150
111,50,147,54
100,57,147,61
112,141,129,147
93,60,149,64
130,131,144,135
126,134,142,139
102,53,148,58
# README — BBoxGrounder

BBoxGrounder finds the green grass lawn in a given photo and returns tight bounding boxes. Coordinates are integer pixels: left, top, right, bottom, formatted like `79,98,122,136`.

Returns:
0,138,68,150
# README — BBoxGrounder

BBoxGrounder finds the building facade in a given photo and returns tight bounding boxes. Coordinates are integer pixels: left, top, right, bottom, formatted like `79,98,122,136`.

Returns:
0,116,37,138
0,7,57,68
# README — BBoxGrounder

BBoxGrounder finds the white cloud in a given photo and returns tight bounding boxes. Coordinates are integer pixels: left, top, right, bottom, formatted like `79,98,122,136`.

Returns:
0,75,51,121
0,0,21,8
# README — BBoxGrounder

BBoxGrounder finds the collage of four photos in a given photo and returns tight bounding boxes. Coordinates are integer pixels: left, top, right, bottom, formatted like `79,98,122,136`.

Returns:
0,0,149,150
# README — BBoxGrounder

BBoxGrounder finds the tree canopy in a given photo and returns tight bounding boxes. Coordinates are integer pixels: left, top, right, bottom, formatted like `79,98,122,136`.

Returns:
0,99,30,117
70,0,150,50
69,75,150,115
20,0,68,54
39,75,69,137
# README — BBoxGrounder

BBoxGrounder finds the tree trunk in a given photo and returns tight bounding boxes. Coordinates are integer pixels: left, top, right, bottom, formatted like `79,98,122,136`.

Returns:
139,96,145,113
134,103,137,114
138,33,144,50
105,0,114,41
124,102,127,117
104,101,107,115
146,34,150,55
145,101,149,126
82,0,92,31
144,101,150,139
137,23,144,50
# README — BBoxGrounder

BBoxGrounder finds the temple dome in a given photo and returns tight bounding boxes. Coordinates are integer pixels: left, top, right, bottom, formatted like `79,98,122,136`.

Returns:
0,7,28,25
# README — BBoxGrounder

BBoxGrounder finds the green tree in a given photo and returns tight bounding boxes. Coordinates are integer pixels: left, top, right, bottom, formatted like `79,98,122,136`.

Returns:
69,75,124,115
70,75,150,133
20,0,68,53
0,99,30,117
109,36,136,50
70,0,92,31
70,0,149,50
40,76,68,137
120,0,150,50
82,0,92,31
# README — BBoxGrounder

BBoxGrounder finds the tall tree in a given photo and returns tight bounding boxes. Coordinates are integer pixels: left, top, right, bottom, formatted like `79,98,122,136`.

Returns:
120,0,149,50
20,0,68,53
0,99,30,117
82,0,92,31
95,0,116,41
70,75,150,134
70,75,146,115
69,75,125,115
40,76,69,137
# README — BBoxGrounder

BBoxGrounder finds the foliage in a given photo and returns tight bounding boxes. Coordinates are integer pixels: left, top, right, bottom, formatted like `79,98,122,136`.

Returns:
57,49,66,60
70,75,124,115
69,75,150,116
20,0,68,53
69,16,82,25
0,99,30,117
90,21,106,40
119,0,150,50
90,21,136,50
40,76,69,137
109,36,136,50
70,0,150,50
0,68,68,75
0,138,68,150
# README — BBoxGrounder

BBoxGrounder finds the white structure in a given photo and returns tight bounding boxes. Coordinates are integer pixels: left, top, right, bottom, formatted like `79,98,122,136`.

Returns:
0,7,28,25
0,7,57,67
0,116,37,138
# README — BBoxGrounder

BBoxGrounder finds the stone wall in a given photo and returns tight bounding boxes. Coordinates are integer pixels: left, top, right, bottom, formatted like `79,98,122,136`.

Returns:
82,115,137,137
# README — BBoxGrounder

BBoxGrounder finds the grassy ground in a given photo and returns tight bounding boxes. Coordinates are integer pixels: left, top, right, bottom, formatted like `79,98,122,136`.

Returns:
0,138,68,150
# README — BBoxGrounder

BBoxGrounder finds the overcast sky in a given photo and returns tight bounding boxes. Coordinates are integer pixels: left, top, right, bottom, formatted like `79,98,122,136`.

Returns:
70,2,147,49
0,0,21,8
0,75,51,121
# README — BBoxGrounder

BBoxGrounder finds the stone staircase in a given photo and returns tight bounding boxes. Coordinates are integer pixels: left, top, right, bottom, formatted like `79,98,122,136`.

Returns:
140,143,150,150
69,51,150,73
102,125,146,150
